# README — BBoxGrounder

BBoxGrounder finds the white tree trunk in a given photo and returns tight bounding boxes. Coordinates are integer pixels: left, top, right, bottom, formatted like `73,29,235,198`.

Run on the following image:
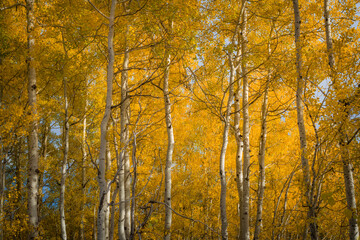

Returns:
130,134,137,240
0,149,5,239
253,72,269,240
342,153,359,240
164,42,175,240
119,39,130,240
240,1,250,239
292,1,318,239
234,70,243,240
219,56,235,240
123,54,131,240
97,0,116,239
26,0,39,238
323,2,359,238
80,103,87,240
106,142,112,240
94,204,98,240
109,183,119,240
60,75,69,240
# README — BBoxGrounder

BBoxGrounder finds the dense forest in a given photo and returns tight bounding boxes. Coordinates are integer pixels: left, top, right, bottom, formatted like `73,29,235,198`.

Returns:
0,0,360,239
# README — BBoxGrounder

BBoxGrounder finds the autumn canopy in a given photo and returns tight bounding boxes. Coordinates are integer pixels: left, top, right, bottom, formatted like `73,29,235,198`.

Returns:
0,0,359,239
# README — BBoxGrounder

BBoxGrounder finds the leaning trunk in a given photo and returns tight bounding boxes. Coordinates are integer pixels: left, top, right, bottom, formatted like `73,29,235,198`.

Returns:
292,0,318,239
26,0,39,238
97,0,116,239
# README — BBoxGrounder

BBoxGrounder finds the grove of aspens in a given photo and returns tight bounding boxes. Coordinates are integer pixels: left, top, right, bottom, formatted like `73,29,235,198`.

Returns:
0,0,359,239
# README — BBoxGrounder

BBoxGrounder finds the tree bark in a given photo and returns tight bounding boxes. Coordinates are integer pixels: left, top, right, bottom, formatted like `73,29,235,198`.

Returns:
130,134,137,240
219,56,235,240
0,148,5,239
323,1,359,238
123,43,131,240
80,100,87,240
163,33,175,240
109,183,119,240
119,32,130,240
292,1,318,239
97,0,116,239
253,70,269,240
240,1,250,239
106,142,112,240
26,0,39,238
234,6,244,239
234,71,244,240
60,74,69,240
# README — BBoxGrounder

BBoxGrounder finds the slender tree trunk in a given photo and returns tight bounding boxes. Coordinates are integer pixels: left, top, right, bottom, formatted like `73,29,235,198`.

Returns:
97,0,116,239
323,2,359,238
119,33,130,240
253,72,269,240
123,50,131,240
240,1,250,239
15,138,22,217
0,149,5,239
292,1,318,239
219,56,235,240
109,184,119,240
60,74,69,240
234,76,243,240
106,142,112,240
163,34,175,240
26,0,39,238
80,101,87,240
342,146,359,240
234,8,244,240
38,120,49,225
130,134,137,240
94,205,98,240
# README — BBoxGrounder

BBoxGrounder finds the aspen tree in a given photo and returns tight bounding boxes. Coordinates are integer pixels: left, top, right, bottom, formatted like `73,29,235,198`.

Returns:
0,146,4,239
323,1,359,239
240,0,250,239
119,31,130,240
233,3,244,239
163,20,175,240
26,0,39,238
97,0,116,239
219,55,235,240
60,71,69,240
253,43,270,240
105,142,112,239
80,100,87,240
292,0,318,239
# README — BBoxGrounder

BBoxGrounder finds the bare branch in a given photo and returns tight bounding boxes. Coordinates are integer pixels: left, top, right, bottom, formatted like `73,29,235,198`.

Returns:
87,0,109,20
